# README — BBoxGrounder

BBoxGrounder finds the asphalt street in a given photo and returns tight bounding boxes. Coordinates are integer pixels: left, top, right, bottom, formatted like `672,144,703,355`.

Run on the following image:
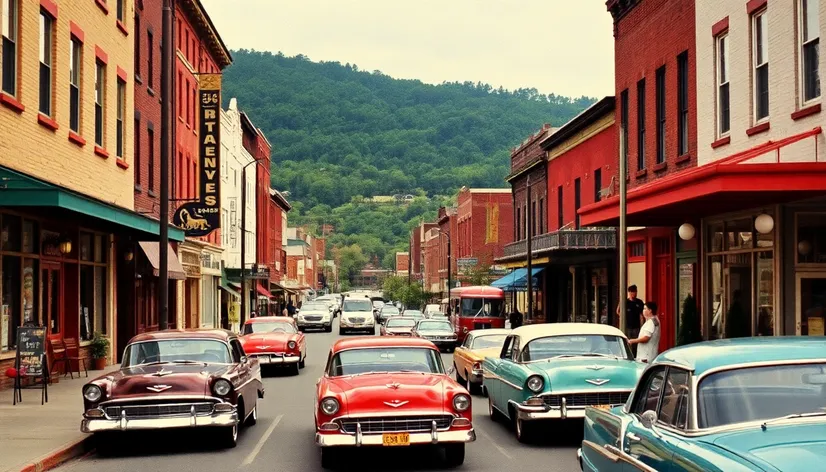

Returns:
59,319,582,472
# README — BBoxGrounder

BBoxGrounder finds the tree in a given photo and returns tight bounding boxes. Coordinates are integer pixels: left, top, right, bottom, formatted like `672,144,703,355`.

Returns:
461,262,493,287
337,245,368,286
382,276,407,302
676,295,701,346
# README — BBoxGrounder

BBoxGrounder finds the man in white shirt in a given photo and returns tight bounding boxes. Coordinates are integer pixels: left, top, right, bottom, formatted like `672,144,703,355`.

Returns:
629,302,661,363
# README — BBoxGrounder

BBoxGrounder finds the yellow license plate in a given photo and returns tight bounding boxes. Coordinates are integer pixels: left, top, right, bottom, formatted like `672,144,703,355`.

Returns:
594,404,612,410
382,433,410,446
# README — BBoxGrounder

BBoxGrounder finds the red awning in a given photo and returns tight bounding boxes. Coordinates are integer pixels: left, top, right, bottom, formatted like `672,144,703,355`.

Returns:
256,283,272,298
579,127,826,226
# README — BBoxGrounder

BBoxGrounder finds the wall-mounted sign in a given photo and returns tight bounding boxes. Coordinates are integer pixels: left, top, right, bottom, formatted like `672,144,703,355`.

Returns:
173,73,222,237
225,265,271,281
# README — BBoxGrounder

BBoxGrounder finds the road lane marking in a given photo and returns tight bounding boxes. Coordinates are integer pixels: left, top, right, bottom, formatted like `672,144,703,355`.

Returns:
243,414,283,466
477,427,513,460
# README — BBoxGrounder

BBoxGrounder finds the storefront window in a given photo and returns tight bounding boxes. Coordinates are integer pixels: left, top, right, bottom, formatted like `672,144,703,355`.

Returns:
79,232,93,262
22,219,38,253
796,213,826,263
726,218,754,250
756,251,774,336
708,222,724,252
1,256,21,351
80,234,107,340
2,215,22,252
709,255,723,340
799,278,826,335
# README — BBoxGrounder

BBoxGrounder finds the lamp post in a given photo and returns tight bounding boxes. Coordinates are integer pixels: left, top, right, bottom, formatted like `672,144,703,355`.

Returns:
158,0,175,331
239,158,264,328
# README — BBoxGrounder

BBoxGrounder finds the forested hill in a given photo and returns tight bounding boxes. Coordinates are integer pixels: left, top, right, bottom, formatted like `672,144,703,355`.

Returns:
222,50,595,209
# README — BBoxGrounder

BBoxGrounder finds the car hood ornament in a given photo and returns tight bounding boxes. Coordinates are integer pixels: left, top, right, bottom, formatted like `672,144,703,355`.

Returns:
386,382,400,390
152,369,172,377
383,400,409,408
147,384,173,393
586,365,605,371
586,379,610,386
256,345,271,350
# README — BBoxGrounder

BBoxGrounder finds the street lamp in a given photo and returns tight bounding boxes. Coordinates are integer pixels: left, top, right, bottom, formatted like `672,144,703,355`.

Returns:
239,157,267,327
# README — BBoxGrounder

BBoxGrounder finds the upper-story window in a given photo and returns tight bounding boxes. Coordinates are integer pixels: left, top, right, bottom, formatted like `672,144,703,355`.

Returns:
69,38,82,133
637,79,646,171
147,29,154,89
753,10,769,122
95,61,106,146
594,168,602,203
800,0,821,103
1,0,19,97
656,66,666,164
134,14,141,78
116,78,126,158
677,51,689,156
717,34,731,136
557,185,564,229
116,0,125,23
39,10,54,116
620,89,629,172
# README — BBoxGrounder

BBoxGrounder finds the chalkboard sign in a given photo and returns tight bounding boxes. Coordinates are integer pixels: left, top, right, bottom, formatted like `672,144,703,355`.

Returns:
16,327,46,377
13,326,48,405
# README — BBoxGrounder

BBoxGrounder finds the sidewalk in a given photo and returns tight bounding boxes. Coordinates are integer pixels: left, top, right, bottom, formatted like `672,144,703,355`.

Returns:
0,366,117,472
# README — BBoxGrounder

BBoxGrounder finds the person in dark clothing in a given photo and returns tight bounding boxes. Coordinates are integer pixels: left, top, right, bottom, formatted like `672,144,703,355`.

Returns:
617,285,645,353
509,308,523,329
287,301,296,316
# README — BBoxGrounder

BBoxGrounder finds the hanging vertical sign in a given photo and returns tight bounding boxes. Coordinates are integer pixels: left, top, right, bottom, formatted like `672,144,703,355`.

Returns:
174,73,222,237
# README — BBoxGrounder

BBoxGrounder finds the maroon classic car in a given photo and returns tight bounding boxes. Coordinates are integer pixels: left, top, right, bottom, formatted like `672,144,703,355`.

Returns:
80,329,264,449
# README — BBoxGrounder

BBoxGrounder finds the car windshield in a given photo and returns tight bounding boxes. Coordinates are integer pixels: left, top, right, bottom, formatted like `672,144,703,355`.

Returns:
329,347,445,376
406,310,423,316
343,300,372,311
520,335,632,362
243,321,297,334
418,321,452,331
430,311,446,317
383,307,399,314
373,301,385,308
302,303,327,311
698,363,826,429
386,318,416,328
123,339,232,366
472,334,509,349
459,298,504,318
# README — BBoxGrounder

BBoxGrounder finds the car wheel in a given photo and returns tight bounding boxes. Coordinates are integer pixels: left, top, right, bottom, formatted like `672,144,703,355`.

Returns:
94,433,118,456
488,395,503,422
219,423,238,448
338,327,346,335
320,447,338,469
245,403,258,427
299,354,306,369
291,361,300,376
444,443,465,467
454,364,464,385
466,373,481,395
325,325,332,333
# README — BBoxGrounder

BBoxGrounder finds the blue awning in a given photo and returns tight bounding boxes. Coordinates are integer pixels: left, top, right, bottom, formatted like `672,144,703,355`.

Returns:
491,268,544,291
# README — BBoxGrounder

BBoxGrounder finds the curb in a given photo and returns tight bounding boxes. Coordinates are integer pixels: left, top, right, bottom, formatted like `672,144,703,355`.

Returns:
17,436,94,472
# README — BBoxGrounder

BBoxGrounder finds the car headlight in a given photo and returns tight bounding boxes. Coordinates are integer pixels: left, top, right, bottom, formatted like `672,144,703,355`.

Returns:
320,397,340,415
83,384,103,402
453,394,471,412
287,341,297,350
213,379,232,396
526,375,544,393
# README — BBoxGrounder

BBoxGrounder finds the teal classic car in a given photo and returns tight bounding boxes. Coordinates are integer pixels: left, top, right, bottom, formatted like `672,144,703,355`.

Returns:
579,337,826,472
483,323,644,442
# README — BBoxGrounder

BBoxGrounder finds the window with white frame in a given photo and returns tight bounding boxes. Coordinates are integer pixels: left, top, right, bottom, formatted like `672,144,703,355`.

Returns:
1,0,18,96
753,10,769,121
717,34,731,135
95,61,105,146
39,10,54,116
801,0,821,103
69,38,82,132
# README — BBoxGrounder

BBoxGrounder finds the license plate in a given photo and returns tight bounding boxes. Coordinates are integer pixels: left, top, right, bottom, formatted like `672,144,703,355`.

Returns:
594,404,612,410
382,433,410,446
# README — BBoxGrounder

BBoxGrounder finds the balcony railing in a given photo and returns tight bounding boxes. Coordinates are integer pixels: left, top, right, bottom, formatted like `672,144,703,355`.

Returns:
501,229,616,259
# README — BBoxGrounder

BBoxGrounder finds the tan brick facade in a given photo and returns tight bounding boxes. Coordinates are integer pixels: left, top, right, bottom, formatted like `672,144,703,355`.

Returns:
0,0,134,208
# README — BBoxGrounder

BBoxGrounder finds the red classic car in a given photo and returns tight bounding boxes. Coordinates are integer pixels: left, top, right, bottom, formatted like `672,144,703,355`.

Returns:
239,316,306,375
379,317,416,336
314,337,475,468
80,329,263,449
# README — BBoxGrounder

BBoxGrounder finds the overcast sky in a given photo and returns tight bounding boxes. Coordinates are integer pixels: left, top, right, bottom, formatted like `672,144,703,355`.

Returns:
200,0,615,99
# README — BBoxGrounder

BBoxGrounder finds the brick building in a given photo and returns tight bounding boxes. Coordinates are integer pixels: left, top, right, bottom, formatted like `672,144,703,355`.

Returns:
409,222,436,282
437,207,458,296
174,0,231,332
456,188,513,275
395,252,410,277
0,0,185,386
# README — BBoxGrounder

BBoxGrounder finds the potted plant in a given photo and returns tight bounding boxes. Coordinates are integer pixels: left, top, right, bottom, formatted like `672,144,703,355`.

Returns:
90,332,110,370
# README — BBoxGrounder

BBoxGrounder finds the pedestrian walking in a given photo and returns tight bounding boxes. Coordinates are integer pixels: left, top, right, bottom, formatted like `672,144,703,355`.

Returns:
509,308,523,329
617,285,645,354
287,301,296,316
629,301,661,363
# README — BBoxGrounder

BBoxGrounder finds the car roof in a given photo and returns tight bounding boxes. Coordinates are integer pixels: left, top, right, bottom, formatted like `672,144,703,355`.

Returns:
332,336,437,353
386,317,415,323
129,328,235,343
511,322,626,344
467,328,511,338
655,336,826,376
245,316,296,324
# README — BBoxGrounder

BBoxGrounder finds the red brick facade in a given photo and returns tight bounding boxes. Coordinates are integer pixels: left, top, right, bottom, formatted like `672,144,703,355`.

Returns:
456,189,514,266
612,0,698,191
395,252,410,274
437,207,458,292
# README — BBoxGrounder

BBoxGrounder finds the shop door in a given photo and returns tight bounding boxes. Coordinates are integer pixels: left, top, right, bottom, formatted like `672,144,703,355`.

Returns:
41,262,63,341
652,238,673,352
796,273,826,335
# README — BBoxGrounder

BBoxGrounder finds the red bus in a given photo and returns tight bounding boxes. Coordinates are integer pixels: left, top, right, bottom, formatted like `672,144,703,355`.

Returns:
447,286,506,342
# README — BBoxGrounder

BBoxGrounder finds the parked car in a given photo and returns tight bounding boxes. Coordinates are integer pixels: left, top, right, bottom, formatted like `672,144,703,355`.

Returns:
314,337,475,468
427,310,447,319
239,317,306,375
80,329,263,449
313,295,337,312
424,304,441,316
339,297,376,335
296,302,333,332
380,317,416,336
403,309,425,323
412,319,458,352
484,323,643,443
452,329,510,395
578,336,826,472
378,305,400,324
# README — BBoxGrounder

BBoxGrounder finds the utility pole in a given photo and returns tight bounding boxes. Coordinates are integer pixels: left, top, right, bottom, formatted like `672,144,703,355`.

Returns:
526,174,533,322
158,0,175,330
447,234,452,311
240,165,247,327
619,116,628,332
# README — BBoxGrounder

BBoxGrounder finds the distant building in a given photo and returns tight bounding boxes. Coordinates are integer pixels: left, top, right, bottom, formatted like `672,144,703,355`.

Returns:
456,188,514,276
395,252,410,277
410,222,437,281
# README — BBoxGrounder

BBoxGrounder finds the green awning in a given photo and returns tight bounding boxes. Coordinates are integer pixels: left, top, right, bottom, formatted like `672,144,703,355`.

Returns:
0,166,184,241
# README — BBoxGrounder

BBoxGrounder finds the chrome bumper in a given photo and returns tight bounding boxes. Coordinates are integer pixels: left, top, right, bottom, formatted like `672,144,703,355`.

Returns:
577,448,583,471
316,428,475,447
469,371,484,384
297,320,331,328
81,411,238,433
255,355,300,365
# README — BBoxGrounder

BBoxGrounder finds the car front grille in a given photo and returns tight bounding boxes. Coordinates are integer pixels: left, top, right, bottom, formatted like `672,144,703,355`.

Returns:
425,336,455,341
473,323,492,329
104,402,215,419
349,317,366,324
304,316,322,321
542,391,631,408
338,415,454,434
249,352,285,358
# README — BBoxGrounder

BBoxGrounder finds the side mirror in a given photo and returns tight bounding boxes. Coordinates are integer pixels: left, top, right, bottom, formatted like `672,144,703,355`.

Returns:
640,410,658,429
241,356,249,364
447,366,456,375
